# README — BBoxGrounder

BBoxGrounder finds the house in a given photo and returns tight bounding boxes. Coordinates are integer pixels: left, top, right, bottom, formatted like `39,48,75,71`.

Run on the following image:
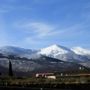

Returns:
35,73,56,79
45,75,56,79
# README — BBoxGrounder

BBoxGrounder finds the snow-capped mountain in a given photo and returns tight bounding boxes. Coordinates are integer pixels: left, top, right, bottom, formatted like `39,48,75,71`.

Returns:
0,45,90,75
38,44,83,62
38,44,73,55
0,45,90,62
71,47,90,60
71,47,90,55
0,46,36,57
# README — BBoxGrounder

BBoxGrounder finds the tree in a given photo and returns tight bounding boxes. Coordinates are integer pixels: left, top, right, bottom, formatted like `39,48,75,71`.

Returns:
8,60,13,76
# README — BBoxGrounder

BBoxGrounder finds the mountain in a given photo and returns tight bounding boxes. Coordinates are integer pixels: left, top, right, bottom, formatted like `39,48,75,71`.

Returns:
71,47,90,59
71,47,90,68
0,46,37,58
0,54,89,76
71,47,90,55
0,45,90,62
38,44,74,61
38,44,88,62
0,45,90,76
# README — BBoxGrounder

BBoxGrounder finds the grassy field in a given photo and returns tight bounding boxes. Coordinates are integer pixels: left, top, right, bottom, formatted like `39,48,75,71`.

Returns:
0,74,90,87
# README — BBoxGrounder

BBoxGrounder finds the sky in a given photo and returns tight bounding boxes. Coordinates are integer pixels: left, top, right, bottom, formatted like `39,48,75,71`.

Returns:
0,0,90,49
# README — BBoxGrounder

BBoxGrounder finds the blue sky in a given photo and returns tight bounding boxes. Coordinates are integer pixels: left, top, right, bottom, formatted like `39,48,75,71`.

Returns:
0,0,90,49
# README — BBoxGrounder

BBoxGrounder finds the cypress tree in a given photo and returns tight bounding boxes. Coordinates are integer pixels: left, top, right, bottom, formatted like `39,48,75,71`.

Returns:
9,60,13,76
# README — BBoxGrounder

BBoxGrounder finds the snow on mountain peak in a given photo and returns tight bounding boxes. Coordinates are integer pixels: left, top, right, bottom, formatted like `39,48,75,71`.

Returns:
0,45,90,62
38,44,75,61
39,44,71,55
71,47,90,55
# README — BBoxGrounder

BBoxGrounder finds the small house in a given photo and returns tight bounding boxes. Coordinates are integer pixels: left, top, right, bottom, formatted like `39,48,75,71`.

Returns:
35,73,56,79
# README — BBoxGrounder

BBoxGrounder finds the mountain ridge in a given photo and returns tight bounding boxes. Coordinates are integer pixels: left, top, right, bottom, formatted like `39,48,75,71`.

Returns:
0,44,90,62
0,44,90,76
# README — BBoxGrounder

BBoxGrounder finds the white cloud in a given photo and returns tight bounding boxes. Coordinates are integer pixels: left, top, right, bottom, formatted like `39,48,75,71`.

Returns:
26,22,55,37
13,21,64,45
13,20,89,48
14,21,61,38
24,37,42,45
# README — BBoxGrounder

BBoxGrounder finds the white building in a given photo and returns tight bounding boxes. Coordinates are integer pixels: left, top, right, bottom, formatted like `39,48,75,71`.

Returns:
35,73,56,79
45,75,56,79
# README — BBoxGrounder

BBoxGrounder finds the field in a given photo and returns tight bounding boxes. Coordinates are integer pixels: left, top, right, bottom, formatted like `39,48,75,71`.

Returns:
0,73,90,90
